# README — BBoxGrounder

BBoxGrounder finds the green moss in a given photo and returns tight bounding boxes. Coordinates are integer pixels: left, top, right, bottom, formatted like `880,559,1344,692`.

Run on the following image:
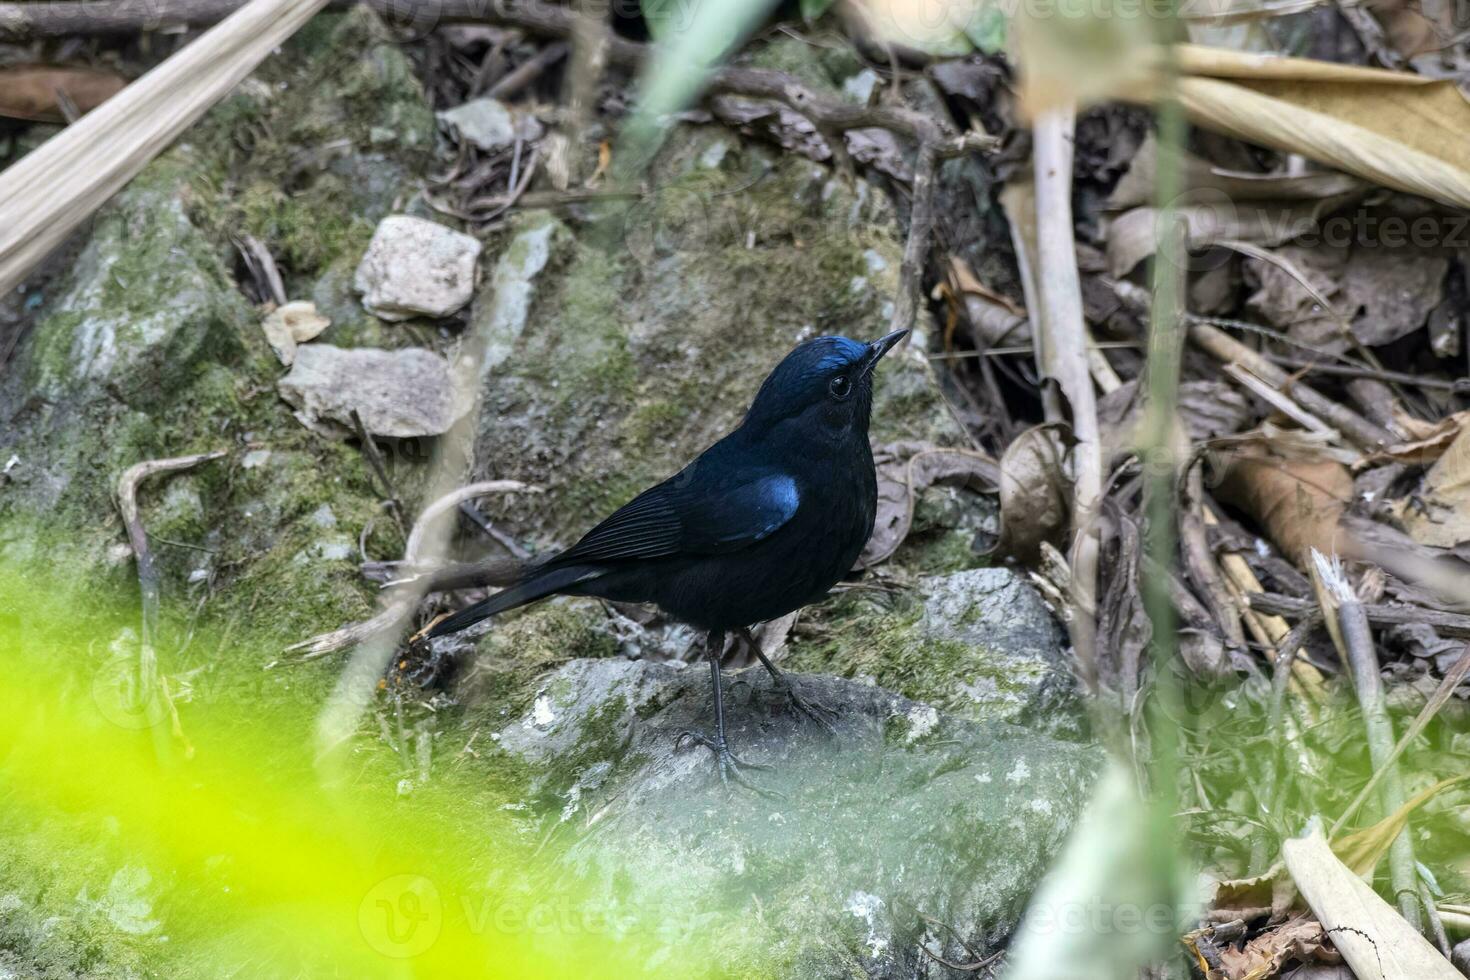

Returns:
460,602,619,717
184,8,434,289
786,594,1038,714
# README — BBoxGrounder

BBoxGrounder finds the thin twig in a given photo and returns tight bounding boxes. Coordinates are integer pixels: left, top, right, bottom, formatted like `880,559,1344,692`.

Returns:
116,450,226,758
284,480,538,659
485,39,568,100
351,409,406,536
117,451,228,651
1247,591,1470,639
889,142,937,340
1032,106,1102,696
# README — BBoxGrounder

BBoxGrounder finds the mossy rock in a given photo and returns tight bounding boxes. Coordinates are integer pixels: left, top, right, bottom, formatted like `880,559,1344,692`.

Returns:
496,658,1100,978
785,567,1083,739
0,6,438,644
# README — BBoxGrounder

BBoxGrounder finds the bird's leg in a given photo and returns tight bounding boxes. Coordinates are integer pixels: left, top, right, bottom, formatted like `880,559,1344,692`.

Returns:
676,630,772,788
737,627,837,735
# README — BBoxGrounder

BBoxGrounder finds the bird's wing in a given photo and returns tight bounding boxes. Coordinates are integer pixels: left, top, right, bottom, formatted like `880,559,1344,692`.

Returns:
550,468,799,565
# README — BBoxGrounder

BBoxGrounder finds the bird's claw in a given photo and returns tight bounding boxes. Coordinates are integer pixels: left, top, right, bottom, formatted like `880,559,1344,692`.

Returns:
774,679,839,735
675,729,778,794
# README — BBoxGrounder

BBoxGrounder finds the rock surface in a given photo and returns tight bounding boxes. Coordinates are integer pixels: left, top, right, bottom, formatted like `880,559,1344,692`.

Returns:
437,97,544,151
498,657,1100,977
278,343,464,437
353,214,481,320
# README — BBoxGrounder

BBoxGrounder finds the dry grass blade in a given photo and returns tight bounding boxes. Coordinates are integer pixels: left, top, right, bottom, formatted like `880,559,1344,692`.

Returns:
1283,823,1460,980
1333,774,1470,878
1331,646,1470,838
0,0,334,296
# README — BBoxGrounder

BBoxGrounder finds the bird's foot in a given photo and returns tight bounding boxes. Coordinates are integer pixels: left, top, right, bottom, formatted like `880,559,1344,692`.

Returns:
675,729,777,794
772,678,839,735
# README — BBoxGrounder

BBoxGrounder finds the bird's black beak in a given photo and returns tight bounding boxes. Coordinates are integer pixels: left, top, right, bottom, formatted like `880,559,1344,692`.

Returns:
860,329,910,376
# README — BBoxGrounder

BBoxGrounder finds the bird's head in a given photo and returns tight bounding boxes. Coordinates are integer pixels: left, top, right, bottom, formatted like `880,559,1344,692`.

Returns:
743,330,910,440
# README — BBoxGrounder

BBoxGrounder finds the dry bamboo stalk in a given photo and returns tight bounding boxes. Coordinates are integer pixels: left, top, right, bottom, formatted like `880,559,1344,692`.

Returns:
0,0,333,296
1031,106,1102,694
1311,550,1421,930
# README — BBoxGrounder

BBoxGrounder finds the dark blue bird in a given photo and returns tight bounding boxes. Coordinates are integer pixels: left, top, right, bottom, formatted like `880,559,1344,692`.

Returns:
425,329,909,782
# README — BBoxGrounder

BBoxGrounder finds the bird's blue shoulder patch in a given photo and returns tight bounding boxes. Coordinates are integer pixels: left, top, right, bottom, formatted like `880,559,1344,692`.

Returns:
756,474,800,528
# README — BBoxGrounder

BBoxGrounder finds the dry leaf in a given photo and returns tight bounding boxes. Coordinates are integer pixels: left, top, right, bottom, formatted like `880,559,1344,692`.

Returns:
1109,132,1366,211
1106,133,1365,276
261,300,331,367
860,445,1000,567
1359,411,1470,467
1116,45,1470,211
947,256,1030,348
1400,425,1470,547
1099,379,1252,462
1284,823,1461,980
994,424,1071,560
0,65,127,123
1214,447,1353,564
1185,915,1337,980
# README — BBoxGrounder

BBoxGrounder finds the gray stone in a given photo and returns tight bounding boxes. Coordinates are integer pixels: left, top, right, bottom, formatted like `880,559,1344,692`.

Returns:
437,97,544,152
277,343,464,438
918,567,1080,733
496,658,1099,977
353,215,481,321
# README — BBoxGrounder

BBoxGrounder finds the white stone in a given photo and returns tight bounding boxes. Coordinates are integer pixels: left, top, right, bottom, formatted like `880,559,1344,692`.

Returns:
354,215,481,321
277,344,465,438
437,97,543,151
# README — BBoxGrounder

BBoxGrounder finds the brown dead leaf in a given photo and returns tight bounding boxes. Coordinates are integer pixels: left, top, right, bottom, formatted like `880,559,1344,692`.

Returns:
1115,45,1470,211
261,301,331,367
1358,411,1470,467
1186,915,1337,980
1203,864,1300,923
1400,424,1470,547
1099,379,1252,463
860,445,999,568
994,424,1071,561
1365,0,1459,60
0,65,127,123
1214,446,1353,565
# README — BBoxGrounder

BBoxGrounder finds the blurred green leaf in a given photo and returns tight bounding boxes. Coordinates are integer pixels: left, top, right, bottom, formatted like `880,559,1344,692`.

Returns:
964,6,1008,54
640,0,685,41
1002,762,1193,980
800,0,838,21
619,0,778,179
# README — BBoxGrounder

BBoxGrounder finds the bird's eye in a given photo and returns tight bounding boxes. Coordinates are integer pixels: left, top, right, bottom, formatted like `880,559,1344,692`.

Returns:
828,375,851,398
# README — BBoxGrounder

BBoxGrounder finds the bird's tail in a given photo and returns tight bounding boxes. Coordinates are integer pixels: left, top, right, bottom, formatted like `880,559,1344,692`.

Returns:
421,563,600,639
